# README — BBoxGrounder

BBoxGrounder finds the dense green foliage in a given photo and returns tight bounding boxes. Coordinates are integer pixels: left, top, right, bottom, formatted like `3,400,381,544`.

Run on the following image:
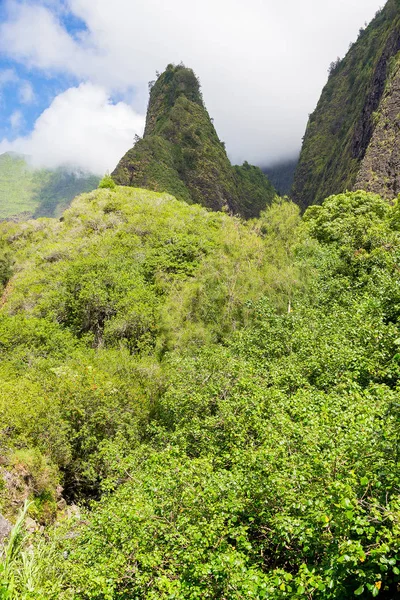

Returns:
233,162,278,219
98,174,116,190
0,152,99,220
292,0,400,208
0,186,287,512
0,185,399,598
112,64,276,218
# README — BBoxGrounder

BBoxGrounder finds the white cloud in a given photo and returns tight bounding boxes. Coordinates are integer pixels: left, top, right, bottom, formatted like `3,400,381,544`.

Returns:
0,3,83,73
19,81,35,104
0,83,145,174
0,0,384,165
0,68,18,87
0,70,35,107
10,110,23,130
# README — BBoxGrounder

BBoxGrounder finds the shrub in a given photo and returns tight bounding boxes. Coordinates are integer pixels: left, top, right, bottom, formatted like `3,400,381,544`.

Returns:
98,173,116,190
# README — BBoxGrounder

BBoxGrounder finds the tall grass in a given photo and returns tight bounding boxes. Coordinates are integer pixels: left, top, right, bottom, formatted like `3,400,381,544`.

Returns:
0,501,30,598
0,501,57,599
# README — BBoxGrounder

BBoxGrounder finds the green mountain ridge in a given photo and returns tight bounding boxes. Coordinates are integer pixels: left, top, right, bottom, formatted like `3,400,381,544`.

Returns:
112,64,276,218
0,152,99,220
292,0,400,208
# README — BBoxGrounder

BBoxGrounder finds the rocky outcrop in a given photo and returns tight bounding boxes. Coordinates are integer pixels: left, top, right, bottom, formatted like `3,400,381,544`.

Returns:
355,55,400,198
351,28,400,162
112,64,275,218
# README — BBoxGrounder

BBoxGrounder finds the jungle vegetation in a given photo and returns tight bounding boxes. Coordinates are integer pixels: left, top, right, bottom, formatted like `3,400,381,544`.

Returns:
0,183,399,599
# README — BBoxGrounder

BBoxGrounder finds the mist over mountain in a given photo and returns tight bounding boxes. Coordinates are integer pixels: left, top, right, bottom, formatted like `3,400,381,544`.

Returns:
0,152,99,220
262,158,298,196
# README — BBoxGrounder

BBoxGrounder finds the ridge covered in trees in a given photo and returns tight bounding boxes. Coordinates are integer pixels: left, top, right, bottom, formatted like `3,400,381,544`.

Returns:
292,0,400,208
0,152,99,220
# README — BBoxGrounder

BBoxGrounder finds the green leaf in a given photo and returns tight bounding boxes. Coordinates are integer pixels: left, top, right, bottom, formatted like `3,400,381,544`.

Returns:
356,527,364,535
372,585,380,597
354,586,364,596
297,586,305,595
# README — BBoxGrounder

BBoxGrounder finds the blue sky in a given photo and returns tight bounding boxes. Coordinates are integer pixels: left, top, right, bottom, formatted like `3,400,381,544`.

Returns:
0,61,69,139
0,0,384,173
0,1,67,137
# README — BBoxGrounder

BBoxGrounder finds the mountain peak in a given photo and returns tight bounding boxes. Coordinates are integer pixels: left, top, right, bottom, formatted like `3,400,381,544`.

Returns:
112,64,275,218
145,64,204,137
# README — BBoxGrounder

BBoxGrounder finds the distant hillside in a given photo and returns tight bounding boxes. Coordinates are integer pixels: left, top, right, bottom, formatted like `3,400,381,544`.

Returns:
0,153,99,220
262,157,298,196
292,0,400,208
112,64,276,218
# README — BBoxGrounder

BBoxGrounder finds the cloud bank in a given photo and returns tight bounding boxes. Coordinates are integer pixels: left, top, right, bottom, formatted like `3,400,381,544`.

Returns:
0,0,383,169
0,83,145,174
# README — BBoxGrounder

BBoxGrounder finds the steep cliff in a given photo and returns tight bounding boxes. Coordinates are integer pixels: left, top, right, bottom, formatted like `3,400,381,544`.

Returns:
112,64,275,218
355,53,400,197
292,0,400,208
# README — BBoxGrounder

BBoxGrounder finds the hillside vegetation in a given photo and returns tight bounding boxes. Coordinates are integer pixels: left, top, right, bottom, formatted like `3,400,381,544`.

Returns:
0,183,399,598
0,152,99,220
112,64,276,218
292,0,400,208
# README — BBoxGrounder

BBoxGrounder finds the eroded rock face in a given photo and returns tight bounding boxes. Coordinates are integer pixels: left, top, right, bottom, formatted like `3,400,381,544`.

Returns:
0,513,12,544
351,28,400,162
355,56,400,198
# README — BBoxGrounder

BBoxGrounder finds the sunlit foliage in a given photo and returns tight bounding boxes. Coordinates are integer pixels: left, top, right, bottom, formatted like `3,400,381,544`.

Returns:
0,189,399,599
